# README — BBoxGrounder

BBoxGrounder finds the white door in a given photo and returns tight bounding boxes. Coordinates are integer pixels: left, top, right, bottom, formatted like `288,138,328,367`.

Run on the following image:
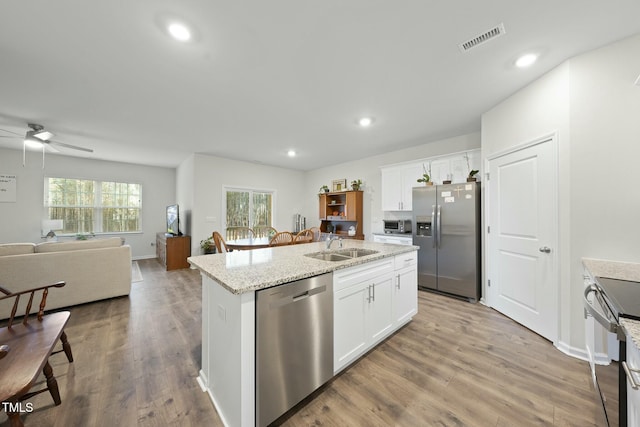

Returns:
486,135,558,342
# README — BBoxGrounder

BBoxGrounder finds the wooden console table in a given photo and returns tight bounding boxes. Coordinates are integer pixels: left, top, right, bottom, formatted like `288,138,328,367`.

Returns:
156,233,191,270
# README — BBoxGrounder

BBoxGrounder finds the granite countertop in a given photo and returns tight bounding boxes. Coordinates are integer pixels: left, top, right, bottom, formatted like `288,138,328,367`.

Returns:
582,258,640,282
582,258,640,350
188,239,418,295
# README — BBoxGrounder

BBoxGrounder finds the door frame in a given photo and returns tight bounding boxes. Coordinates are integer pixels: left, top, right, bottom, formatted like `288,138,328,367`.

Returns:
484,131,560,344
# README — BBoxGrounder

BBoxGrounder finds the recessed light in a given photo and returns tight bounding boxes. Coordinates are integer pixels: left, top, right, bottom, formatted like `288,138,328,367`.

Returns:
358,117,374,127
168,22,191,42
515,53,538,68
287,150,296,157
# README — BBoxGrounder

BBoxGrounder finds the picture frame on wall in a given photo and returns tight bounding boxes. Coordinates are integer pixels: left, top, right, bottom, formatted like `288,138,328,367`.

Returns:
332,179,347,192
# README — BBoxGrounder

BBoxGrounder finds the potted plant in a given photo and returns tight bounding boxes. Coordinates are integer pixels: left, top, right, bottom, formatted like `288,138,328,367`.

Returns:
351,179,362,191
416,163,433,185
465,152,479,182
200,237,216,254
319,185,330,193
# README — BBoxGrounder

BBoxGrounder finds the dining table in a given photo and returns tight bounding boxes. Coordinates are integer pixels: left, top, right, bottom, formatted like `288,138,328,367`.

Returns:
225,236,272,251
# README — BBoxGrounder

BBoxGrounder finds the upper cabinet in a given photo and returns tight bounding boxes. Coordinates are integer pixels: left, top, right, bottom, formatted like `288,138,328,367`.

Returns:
318,191,364,239
381,163,422,211
380,150,481,212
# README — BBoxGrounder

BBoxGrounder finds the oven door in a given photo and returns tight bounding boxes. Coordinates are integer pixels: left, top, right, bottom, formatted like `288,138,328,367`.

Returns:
383,221,399,233
584,284,621,427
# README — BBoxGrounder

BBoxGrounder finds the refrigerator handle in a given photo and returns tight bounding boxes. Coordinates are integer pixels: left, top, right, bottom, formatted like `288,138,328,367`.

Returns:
437,204,442,249
431,205,437,248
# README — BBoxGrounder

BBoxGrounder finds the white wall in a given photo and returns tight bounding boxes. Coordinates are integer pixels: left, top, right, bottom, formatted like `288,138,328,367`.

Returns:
0,147,176,259
568,34,640,348
481,33,640,353
184,154,306,255
302,132,481,238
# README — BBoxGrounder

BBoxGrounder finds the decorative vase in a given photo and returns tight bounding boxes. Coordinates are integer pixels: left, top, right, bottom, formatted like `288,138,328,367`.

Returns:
467,177,477,182
426,182,434,186
352,185,360,191
443,180,452,184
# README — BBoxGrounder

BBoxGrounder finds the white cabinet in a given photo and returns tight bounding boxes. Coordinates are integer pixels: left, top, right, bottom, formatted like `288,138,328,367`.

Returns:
627,334,640,425
334,258,394,373
381,163,422,211
373,234,413,245
333,252,418,373
393,251,418,325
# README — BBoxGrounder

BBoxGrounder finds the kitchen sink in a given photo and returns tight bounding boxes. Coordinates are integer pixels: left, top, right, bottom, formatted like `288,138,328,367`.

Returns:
304,249,379,262
334,248,379,258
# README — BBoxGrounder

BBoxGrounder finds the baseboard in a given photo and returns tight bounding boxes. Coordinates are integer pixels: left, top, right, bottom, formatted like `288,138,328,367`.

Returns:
132,254,157,261
556,340,611,365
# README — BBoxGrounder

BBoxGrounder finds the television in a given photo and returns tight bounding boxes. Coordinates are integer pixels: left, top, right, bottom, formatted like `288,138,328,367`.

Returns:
166,204,181,236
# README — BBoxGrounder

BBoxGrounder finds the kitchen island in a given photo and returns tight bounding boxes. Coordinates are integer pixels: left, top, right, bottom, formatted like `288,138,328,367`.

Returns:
188,239,418,427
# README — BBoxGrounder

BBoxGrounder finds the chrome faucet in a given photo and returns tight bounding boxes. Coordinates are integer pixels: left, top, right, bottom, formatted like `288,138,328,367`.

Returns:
326,233,343,249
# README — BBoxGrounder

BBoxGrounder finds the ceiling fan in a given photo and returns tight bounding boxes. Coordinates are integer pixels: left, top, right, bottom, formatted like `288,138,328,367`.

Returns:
0,123,93,167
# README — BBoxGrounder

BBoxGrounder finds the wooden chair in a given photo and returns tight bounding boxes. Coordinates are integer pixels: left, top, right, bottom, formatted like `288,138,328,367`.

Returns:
226,227,254,241
308,227,321,242
293,229,314,244
253,226,277,239
269,231,294,246
0,281,73,427
212,231,229,253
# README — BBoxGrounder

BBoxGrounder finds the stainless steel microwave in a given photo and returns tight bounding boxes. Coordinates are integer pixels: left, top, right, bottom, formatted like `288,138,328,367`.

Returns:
383,219,411,234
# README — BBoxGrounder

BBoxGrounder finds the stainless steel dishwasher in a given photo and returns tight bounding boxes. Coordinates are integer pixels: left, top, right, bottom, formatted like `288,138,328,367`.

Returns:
256,272,333,427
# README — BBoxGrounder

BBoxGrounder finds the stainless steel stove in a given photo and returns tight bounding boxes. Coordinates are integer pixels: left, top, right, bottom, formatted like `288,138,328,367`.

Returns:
584,276,640,426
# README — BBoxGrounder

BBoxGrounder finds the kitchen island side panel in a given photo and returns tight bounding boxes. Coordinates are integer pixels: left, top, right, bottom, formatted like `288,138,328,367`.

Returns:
201,275,256,427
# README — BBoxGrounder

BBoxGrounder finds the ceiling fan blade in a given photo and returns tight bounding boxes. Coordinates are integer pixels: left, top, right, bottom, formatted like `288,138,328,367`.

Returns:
48,140,94,153
44,144,60,153
0,128,23,136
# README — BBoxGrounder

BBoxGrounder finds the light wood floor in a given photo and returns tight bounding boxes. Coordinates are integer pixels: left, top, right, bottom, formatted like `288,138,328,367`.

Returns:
1,259,606,426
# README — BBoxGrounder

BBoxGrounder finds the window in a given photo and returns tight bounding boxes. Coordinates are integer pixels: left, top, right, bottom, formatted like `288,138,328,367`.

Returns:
225,188,273,238
45,177,142,234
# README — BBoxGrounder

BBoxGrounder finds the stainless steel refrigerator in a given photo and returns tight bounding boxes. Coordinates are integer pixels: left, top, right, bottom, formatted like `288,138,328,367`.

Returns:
412,182,480,301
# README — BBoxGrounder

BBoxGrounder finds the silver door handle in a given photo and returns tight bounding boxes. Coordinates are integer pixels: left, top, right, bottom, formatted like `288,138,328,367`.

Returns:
437,205,442,249
623,361,640,390
431,205,437,248
539,246,551,253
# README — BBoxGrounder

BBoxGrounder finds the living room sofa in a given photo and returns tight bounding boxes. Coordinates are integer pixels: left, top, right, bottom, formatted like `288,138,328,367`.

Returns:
0,237,131,319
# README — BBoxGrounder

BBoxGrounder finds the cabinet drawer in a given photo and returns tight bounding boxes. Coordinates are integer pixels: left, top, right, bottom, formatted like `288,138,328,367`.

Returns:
394,251,417,270
333,258,394,292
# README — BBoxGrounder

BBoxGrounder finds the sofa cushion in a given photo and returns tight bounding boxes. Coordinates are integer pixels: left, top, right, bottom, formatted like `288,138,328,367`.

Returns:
35,237,124,253
0,243,36,257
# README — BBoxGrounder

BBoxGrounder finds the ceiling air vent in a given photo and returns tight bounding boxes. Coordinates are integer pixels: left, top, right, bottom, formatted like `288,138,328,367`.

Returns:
458,23,506,52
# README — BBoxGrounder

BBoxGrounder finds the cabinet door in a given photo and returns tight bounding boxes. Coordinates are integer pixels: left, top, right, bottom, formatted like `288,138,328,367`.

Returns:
394,266,418,325
318,194,327,219
367,274,394,344
400,163,423,211
334,283,368,373
381,167,402,211
345,191,358,221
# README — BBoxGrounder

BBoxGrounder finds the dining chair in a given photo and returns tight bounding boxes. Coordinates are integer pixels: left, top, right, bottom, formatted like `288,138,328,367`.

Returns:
269,231,294,246
253,226,277,239
293,229,313,244
226,227,254,241
212,231,229,253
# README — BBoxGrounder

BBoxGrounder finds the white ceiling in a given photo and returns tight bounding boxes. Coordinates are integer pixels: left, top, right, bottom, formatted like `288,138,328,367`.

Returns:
1,1,639,171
